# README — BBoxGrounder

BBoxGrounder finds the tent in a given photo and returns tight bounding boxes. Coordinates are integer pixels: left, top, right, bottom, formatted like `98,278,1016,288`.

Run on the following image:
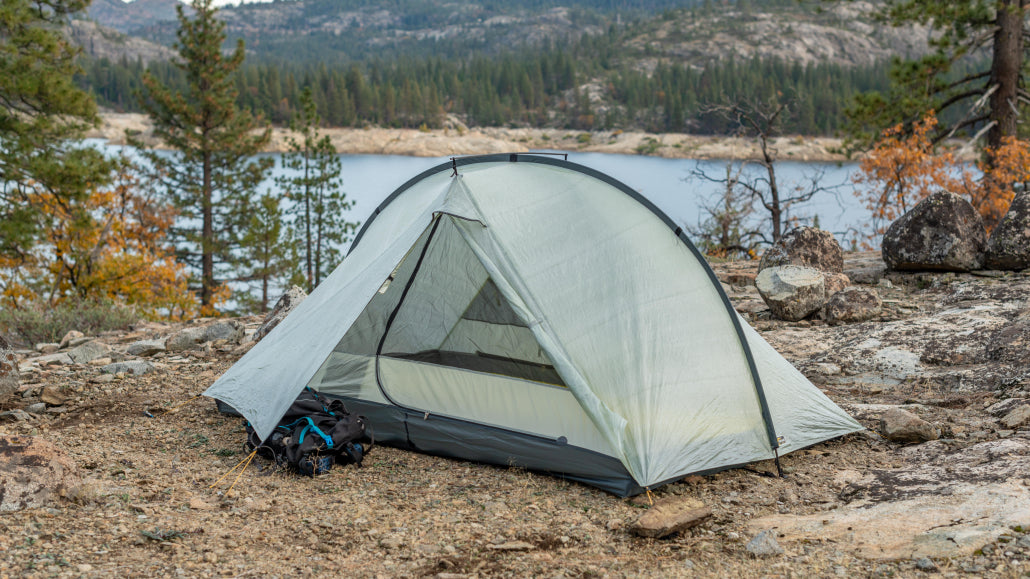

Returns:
206,153,862,496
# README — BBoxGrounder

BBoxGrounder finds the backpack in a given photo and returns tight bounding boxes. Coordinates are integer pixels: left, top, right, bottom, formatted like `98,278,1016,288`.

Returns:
245,388,370,476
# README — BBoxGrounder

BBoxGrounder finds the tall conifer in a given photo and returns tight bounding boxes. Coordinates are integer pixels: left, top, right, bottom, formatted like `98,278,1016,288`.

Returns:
135,0,272,311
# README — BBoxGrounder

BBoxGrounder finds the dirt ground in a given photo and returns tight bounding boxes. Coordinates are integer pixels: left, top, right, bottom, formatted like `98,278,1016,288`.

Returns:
2,254,1029,578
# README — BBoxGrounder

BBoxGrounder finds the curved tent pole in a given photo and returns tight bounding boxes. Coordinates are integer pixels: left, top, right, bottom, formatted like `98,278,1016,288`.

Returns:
349,153,783,470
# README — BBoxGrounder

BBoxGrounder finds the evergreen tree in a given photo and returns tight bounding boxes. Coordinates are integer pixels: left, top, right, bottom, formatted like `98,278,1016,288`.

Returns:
0,0,111,273
846,0,1028,167
237,193,292,313
276,87,356,291
134,0,272,312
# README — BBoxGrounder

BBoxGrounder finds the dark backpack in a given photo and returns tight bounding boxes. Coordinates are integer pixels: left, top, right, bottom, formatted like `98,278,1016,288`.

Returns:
245,388,370,476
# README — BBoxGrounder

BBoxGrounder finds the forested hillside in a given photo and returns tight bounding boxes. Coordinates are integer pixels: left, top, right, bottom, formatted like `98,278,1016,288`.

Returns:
76,0,924,135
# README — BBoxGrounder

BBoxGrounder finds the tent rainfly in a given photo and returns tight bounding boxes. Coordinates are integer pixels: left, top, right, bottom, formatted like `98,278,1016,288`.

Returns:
206,153,862,496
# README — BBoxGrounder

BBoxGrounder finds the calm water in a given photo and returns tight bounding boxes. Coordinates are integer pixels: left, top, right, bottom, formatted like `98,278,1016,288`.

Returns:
93,142,870,248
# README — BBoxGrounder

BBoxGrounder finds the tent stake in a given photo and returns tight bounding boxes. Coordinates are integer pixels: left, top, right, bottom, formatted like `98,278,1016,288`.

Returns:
774,448,784,478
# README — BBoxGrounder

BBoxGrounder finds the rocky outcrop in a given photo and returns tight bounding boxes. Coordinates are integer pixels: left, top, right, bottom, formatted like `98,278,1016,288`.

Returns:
755,265,825,321
254,286,307,343
758,227,844,274
823,287,882,324
882,191,987,272
984,190,1030,270
0,436,82,512
0,335,18,400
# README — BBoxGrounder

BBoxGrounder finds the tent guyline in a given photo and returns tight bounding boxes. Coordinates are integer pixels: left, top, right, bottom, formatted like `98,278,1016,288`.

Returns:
207,153,862,496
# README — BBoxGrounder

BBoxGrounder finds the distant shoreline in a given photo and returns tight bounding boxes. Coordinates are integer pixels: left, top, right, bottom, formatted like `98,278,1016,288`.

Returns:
88,112,852,163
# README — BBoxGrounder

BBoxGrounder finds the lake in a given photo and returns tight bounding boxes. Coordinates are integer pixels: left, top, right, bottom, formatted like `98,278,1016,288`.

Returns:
94,141,871,249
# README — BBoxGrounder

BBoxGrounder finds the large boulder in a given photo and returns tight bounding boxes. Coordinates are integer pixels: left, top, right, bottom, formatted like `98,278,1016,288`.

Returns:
758,227,844,275
0,436,82,512
755,265,826,321
984,190,1030,270
882,191,987,272
0,335,18,400
253,286,307,343
823,287,882,324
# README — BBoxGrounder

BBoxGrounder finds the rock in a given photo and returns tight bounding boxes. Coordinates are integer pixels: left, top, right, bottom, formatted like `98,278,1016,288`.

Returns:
879,408,938,443
39,386,66,406
984,190,1030,270
26,403,46,414
823,287,882,324
254,286,307,343
66,341,111,364
0,409,31,422
101,360,154,376
34,343,59,354
824,272,851,297
0,436,81,512
126,339,166,357
986,398,1028,417
0,334,18,400
33,352,74,366
629,496,712,538
487,541,536,551
58,330,84,349
755,265,826,321
745,530,785,557
758,227,844,274
882,191,987,272
202,320,244,344
915,557,938,572
66,336,95,348
164,327,207,352
1001,405,1030,429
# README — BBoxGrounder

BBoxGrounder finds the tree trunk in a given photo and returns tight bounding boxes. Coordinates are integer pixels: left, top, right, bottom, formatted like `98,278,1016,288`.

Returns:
201,151,214,307
987,0,1025,160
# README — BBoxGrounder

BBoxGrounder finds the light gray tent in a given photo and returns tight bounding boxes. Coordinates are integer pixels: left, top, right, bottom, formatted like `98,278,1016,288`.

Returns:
206,153,861,496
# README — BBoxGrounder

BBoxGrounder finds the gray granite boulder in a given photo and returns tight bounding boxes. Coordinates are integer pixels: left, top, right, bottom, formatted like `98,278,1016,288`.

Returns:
164,327,207,352
984,190,1030,270
759,227,844,275
882,191,987,272
202,320,244,344
254,286,307,343
755,265,826,321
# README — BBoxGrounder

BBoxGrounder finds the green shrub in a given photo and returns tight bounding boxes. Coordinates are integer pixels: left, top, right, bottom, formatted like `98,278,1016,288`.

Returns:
0,298,138,345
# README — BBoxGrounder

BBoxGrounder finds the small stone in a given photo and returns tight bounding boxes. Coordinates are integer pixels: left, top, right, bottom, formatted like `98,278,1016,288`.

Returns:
487,541,535,551
26,403,46,413
0,409,31,422
66,336,95,349
189,497,215,511
745,530,785,557
823,287,882,324
879,408,939,443
91,374,116,384
67,341,110,364
77,564,94,573
34,343,59,354
164,327,207,352
755,265,827,321
1001,405,1030,429
126,339,166,357
39,387,66,405
58,330,84,349
33,352,73,366
915,557,938,572
45,406,68,414
101,361,154,376
89,357,113,366
630,496,713,538
202,321,245,344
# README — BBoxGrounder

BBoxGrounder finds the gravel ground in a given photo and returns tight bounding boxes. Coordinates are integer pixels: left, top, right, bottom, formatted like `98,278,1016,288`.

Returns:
2,257,1029,578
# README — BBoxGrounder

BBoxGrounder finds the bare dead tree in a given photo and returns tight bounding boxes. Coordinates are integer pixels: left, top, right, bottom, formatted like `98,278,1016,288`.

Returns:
691,96,846,247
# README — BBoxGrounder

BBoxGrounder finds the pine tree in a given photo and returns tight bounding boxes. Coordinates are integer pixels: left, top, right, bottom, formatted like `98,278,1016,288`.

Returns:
0,0,112,277
276,87,357,292
134,0,272,312
237,193,292,313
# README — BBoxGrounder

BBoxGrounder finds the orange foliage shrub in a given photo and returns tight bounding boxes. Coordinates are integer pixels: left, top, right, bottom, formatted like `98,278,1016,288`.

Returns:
854,112,1028,244
8,170,199,318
